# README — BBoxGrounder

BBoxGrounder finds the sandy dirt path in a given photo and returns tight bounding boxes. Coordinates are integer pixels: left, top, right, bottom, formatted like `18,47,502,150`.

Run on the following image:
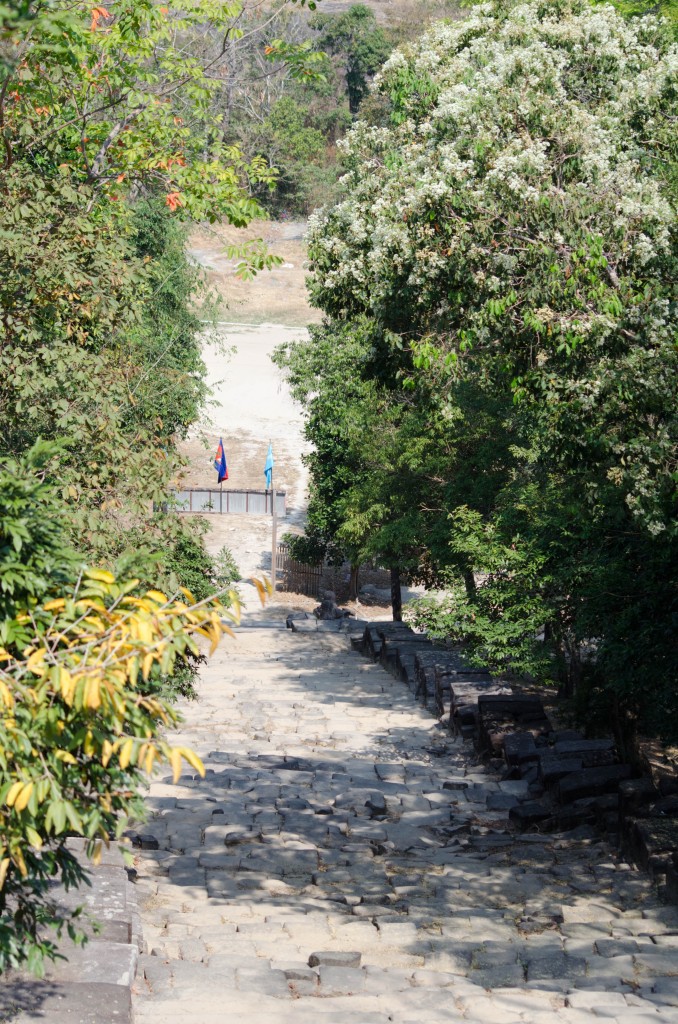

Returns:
180,322,311,613
178,223,318,616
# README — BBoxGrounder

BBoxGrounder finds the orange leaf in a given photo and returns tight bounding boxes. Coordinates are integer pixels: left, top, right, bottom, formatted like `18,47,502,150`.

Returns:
91,6,110,30
165,192,183,212
116,173,125,183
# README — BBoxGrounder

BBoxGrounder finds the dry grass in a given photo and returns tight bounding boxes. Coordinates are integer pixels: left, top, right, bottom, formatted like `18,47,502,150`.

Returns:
301,0,462,27
188,219,320,328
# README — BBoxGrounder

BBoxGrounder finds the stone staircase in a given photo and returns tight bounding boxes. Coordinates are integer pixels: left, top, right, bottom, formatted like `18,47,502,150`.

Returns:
0,838,139,1023
128,625,678,1024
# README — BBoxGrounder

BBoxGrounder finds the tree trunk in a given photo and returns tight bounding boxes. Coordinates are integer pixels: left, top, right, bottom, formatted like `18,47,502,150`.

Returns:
390,566,402,622
462,567,477,601
348,564,359,600
221,37,237,137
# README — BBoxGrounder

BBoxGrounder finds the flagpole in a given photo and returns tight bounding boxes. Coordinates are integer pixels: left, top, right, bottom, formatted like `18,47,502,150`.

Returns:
271,464,277,594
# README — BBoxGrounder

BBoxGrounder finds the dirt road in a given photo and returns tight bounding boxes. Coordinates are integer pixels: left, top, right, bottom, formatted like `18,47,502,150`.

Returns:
179,224,314,613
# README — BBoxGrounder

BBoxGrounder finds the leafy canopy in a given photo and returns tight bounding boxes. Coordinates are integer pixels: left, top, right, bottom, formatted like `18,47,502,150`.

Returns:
293,0,678,738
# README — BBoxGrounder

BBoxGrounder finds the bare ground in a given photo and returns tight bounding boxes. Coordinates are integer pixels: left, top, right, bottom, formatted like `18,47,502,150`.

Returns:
188,219,322,328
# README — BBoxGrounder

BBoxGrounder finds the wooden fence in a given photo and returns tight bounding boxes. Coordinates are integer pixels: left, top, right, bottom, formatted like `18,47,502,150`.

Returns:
276,543,323,597
172,488,286,516
276,543,391,600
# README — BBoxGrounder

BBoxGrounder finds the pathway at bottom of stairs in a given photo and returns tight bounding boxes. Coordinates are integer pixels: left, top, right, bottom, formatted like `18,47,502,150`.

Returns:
131,626,678,1024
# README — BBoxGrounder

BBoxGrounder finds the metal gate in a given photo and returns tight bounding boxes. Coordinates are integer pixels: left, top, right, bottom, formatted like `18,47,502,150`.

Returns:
172,488,286,516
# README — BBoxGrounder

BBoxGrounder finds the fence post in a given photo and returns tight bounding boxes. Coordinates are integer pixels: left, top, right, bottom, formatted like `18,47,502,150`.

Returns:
271,484,277,592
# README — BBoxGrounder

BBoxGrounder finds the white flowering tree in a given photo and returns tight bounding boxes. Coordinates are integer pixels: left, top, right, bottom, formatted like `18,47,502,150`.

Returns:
294,0,678,743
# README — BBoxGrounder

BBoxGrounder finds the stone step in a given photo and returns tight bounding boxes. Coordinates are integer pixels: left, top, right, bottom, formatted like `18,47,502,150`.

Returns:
129,628,678,1024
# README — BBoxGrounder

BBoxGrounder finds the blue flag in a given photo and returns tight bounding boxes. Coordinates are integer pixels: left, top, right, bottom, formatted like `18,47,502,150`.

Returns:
214,438,228,483
264,442,274,489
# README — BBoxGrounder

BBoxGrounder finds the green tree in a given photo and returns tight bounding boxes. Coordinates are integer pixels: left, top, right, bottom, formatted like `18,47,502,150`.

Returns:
299,0,678,741
0,0,282,581
312,4,391,113
0,447,238,974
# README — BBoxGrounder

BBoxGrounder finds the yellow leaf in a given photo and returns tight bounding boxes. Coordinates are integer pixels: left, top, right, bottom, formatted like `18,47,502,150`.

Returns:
25,826,43,849
59,667,76,704
43,598,66,611
101,739,113,768
0,681,14,708
146,590,168,604
249,576,272,606
119,738,134,770
85,568,115,583
0,858,10,889
14,782,33,813
169,748,182,784
12,847,27,877
179,587,196,605
90,840,103,866
132,618,150,644
5,781,23,807
84,615,106,630
141,653,154,680
26,649,47,675
127,658,139,687
178,747,205,778
55,750,77,765
85,678,101,709
144,745,156,774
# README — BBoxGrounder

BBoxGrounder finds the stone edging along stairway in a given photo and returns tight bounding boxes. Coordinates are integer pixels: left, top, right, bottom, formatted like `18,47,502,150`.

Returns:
354,622,678,905
0,838,140,1024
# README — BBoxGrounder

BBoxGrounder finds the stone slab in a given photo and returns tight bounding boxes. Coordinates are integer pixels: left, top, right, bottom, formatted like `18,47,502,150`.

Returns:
43,941,138,988
0,982,132,1023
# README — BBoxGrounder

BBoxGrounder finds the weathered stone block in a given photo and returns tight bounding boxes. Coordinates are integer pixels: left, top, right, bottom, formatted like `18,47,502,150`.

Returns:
557,765,633,804
538,754,584,786
0,982,132,1023
318,965,366,995
553,739,614,757
625,817,678,874
509,800,552,830
504,732,538,766
45,942,138,987
308,951,362,968
486,793,520,811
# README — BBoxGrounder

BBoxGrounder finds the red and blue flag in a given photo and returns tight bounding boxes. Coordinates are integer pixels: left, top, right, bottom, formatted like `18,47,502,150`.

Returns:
214,438,228,483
